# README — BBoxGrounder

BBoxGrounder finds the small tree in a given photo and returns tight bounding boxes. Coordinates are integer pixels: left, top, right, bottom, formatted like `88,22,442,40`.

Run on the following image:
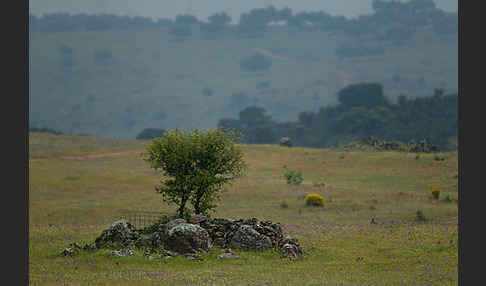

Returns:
143,128,246,218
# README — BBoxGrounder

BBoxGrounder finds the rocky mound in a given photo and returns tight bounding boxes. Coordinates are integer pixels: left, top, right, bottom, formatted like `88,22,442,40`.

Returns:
345,136,440,153
64,216,304,260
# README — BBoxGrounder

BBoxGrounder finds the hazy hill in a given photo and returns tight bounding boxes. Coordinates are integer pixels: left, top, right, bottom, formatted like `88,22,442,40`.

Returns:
29,9,457,139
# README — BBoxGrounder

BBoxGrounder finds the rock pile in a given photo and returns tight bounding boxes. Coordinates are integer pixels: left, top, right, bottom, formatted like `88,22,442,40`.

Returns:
94,220,141,249
279,236,304,260
279,137,293,147
64,216,304,260
192,217,284,250
107,249,134,258
345,136,440,153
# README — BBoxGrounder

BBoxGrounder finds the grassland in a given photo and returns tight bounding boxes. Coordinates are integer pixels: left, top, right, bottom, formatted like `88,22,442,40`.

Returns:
29,132,458,285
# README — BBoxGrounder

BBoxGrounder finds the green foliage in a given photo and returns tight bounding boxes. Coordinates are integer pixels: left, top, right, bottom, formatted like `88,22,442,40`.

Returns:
415,210,427,222
335,43,385,59
217,86,456,151
229,92,251,111
201,12,231,33
136,128,166,140
256,81,270,89
239,106,271,128
29,124,64,135
219,106,277,144
338,83,388,108
93,49,113,65
143,128,246,217
169,24,192,38
140,214,173,234
240,53,272,72
202,87,214,97
441,195,454,203
284,170,303,185
175,14,200,25
280,201,289,209
58,43,73,56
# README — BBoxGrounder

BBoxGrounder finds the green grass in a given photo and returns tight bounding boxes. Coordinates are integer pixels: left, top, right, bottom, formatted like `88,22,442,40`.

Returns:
29,132,148,158
29,134,458,285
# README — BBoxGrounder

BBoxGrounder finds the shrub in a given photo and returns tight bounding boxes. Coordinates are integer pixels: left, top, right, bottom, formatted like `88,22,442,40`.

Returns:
415,210,427,221
305,193,325,207
202,87,213,97
431,187,440,200
136,128,166,140
29,125,63,135
442,195,453,203
284,170,303,185
240,53,272,72
169,24,192,38
280,202,289,209
93,49,113,65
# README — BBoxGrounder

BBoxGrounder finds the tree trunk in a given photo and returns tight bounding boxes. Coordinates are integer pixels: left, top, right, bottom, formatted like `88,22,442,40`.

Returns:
194,190,203,215
178,192,188,218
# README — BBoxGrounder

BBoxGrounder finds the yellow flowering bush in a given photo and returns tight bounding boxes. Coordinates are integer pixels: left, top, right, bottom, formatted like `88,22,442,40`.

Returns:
431,187,440,200
305,193,325,207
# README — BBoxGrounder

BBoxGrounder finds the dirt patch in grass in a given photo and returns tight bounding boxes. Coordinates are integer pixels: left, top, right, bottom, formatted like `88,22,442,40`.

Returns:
30,149,145,161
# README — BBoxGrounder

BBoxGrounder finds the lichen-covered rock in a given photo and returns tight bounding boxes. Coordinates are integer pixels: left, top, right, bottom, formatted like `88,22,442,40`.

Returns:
61,247,79,257
218,248,240,259
279,236,304,260
61,242,82,256
189,215,209,225
232,218,283,247
107,249,134,258
148,218,187,249
151,230,166,249
280,137,293,147
229,225,272,251
82,217,301,261
135,234,153,248
163,219,186,235
165,223,212,254
184,253,204,261
95,220,141,249
195,217,285,250
83,242,97,251
218,252,241,259
281,244,301,260
69,242,81,249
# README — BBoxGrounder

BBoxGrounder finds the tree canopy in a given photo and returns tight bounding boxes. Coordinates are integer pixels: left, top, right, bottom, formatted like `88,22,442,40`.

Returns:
143,128,246,218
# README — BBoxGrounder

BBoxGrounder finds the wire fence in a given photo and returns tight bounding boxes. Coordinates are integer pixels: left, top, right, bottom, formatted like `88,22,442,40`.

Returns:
117,210,168,229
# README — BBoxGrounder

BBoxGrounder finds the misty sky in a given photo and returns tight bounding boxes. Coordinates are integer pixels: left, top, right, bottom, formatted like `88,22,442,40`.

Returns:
29,0,457,22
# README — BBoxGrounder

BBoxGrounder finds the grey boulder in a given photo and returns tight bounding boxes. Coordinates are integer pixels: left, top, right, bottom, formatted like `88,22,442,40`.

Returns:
229,225,272,251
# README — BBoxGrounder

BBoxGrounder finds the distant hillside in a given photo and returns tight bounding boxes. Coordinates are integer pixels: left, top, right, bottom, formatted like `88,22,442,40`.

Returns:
29,2,457,139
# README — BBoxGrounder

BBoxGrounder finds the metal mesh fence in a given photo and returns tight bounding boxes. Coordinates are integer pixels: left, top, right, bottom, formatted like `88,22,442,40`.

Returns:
117,210,167,229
